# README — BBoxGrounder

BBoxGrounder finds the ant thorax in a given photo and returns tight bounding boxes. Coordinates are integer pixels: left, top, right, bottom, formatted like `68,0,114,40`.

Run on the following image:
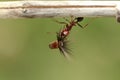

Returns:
62,30,69,37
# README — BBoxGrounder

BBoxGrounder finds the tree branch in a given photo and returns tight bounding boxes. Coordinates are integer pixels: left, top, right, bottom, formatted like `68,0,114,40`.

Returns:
0,1,119,20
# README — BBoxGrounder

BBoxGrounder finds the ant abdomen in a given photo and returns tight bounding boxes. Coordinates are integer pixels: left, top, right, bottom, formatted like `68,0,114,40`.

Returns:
76,17,84,22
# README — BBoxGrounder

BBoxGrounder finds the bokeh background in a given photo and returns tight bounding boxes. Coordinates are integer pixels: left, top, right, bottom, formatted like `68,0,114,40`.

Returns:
0,0,120,80
0,16,120,80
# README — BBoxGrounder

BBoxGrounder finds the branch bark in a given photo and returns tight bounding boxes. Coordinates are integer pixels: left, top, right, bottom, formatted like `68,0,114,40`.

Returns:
0,1,119,18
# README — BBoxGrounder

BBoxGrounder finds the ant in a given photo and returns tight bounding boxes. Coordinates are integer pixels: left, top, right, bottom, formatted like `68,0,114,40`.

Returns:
49,17,87,59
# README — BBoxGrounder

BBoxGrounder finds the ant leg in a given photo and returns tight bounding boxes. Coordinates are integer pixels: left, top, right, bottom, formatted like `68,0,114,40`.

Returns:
70,15,74,22
77,23,88,29
77,17,96,28
52,18,67,25
63,15,75,23
63,17,70,23
77,23,84,28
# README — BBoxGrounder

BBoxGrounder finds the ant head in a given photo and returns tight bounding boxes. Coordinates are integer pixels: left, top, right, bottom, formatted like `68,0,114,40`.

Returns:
75,17,84,22
49,41,58,49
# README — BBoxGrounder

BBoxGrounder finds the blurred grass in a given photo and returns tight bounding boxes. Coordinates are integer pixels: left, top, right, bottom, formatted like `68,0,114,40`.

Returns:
0,17,119,80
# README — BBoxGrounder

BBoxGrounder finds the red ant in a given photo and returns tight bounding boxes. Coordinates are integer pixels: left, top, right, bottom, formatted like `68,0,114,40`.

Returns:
49,17,87,59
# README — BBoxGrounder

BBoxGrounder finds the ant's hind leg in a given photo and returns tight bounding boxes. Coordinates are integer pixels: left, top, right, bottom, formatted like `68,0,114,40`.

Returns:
63,17,70,23
77,23,88,29
77,23,84,28
63,16,75,22
53,18,68,25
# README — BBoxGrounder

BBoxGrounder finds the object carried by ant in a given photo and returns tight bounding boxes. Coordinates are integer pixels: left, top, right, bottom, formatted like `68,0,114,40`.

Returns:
49,16,87,59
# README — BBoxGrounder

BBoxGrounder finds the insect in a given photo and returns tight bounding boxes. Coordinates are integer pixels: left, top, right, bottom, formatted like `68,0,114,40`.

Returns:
49,17,87,59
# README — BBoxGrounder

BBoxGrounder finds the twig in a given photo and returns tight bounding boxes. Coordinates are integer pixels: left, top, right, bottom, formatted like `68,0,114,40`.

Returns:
0,1,120,22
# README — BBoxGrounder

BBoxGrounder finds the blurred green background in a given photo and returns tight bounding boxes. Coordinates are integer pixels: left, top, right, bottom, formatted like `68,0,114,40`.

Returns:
0,0,120,80
0,17,120,80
